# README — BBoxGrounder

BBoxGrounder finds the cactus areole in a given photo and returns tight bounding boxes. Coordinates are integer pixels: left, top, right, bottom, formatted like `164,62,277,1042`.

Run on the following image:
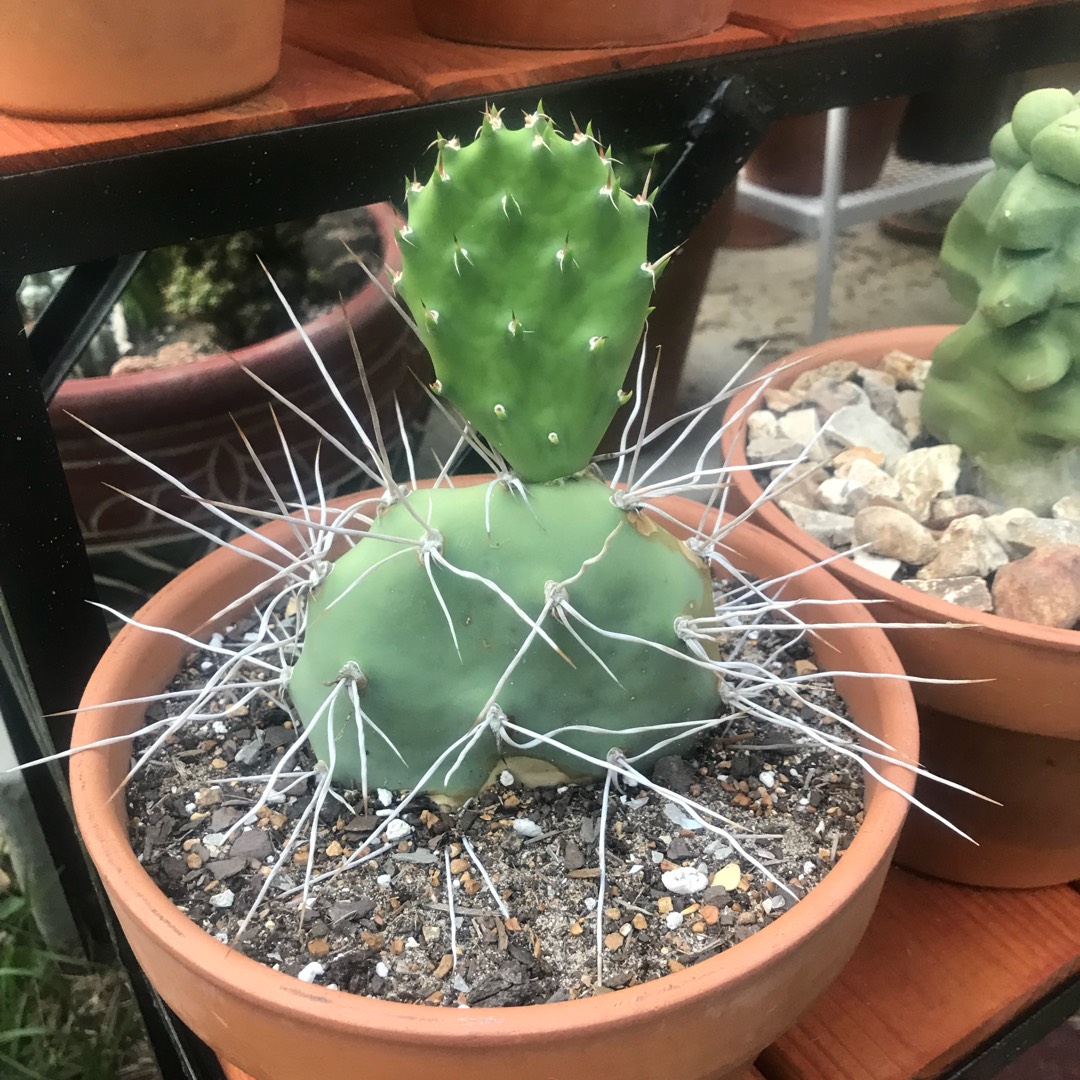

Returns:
289,107,721,798
923,88,1080,507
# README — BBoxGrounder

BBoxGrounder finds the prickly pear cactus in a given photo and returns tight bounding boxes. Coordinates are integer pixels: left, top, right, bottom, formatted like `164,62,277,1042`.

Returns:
923,88,1080,502
394,106,662,483
289,107,720,798
289,476,718,797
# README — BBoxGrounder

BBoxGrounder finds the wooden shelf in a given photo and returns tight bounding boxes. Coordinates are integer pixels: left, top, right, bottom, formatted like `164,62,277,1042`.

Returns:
283,0,769,102
0,43,417,176
0,0,1057,177
757,868,1080,1079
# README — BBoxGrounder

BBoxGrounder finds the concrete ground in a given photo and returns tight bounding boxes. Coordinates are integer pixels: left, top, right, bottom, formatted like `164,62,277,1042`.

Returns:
681,216,968,401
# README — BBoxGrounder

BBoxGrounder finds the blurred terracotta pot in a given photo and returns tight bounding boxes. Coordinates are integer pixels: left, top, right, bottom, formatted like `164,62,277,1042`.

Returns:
744,98,909,196
720,326,1080,888
0,0,285,121
412,0,734,48
599,187,736,453
50,204,427,551
71,488,917,1080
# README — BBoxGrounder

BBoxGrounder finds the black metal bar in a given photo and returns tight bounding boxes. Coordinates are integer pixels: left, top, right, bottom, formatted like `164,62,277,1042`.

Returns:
3,2,1078,275
940,971,1080,1079
0,593,108,949
119,957,231,1080
652,74,773,258
0,597,227,1080
0,283,110,745
29,254,145,402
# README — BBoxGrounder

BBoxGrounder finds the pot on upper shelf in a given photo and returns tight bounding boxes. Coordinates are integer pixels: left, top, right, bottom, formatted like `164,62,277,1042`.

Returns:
411,0,734,49
0,0,285,121
720,326,1080,889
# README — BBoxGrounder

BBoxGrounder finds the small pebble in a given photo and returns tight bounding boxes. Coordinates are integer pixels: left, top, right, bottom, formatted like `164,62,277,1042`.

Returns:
712,863,742,891
210,889,235,909
375,961,389,978
661,867,709,895
665,911,684,930
296,962,324,984
512,819,543,839
499,770,515,787
385,818,412,842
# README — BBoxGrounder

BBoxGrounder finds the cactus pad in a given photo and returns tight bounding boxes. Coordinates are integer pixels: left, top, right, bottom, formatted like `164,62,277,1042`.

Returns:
924,88,1080,486
289,477,719,797
394,107,658,482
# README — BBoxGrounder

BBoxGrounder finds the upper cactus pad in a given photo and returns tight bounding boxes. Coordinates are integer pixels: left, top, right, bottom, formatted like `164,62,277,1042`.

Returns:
395,107,659,482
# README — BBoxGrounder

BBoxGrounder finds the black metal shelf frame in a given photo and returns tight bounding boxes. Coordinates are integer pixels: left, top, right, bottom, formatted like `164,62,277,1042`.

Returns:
2,4,1079,1076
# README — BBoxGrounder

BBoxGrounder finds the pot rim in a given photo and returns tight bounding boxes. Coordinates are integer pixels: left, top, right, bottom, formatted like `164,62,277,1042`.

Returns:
49,203,404,432
720,325,1080,655
70,484,917,1045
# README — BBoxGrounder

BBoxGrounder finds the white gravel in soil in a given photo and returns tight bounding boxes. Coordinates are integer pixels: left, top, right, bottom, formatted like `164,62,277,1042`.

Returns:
126,587,868,1008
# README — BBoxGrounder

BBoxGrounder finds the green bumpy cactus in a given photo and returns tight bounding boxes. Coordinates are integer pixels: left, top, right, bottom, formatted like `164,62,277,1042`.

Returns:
288,107,720,799
289,476,718,797
395,107,660,483
922,88,1080,501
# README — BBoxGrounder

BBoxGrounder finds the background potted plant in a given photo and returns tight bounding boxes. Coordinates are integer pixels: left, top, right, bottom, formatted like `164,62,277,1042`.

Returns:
63,106,926,1080
28,204,430,613
720,87,1080,889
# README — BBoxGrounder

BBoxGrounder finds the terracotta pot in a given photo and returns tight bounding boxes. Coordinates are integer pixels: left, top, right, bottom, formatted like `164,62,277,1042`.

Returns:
599,187,736,453
641,188,735,421
70,485,917,1080
412,0,734,49
0,0,285,121
743,98,910,196
50,204,429,552
720,326,1080,888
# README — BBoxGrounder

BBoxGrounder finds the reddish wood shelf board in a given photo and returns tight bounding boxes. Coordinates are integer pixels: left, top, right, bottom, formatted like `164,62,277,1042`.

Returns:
755,867,1080,1080
729,0,1062,44
284,0,771,103
0,46,417,175
1,0,1055,177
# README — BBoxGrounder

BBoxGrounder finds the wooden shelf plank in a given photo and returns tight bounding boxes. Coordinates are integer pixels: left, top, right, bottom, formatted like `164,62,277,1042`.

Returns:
284,0,772,103
3,0,1053,178
756,867,1080,1080
0,45,417,176
729,0,1059,44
